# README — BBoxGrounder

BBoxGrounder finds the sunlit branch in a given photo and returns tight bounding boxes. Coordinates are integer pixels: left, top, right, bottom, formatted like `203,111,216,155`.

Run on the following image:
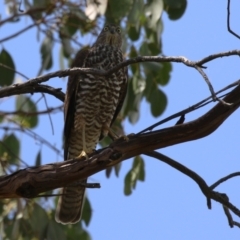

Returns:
1,51,239,104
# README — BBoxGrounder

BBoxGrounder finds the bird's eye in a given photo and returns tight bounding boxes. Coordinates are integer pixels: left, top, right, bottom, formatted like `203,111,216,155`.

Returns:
104,26,109,31
116,27,121,33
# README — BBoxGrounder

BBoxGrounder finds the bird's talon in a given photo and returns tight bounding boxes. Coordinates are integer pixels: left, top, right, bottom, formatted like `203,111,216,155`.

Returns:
77,150,88,160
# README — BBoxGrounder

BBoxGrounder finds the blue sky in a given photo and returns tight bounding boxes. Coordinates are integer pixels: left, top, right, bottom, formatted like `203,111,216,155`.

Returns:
1,1,240,239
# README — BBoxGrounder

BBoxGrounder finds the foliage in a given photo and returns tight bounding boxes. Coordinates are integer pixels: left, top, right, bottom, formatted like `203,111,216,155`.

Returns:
0,0,186,238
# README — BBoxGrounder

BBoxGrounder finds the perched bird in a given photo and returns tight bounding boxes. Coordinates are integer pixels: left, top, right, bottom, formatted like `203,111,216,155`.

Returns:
55,24,128,224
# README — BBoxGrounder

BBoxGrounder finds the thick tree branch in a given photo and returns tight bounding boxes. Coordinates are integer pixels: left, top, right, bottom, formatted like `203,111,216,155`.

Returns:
0,82,239,199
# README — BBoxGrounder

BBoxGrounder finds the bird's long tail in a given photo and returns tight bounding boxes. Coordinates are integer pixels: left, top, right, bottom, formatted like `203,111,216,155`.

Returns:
55,179,87,224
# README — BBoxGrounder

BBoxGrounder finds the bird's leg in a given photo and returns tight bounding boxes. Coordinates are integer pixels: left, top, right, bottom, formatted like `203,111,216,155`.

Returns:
108,128,120,141
103,124,129,142
77,120,88,159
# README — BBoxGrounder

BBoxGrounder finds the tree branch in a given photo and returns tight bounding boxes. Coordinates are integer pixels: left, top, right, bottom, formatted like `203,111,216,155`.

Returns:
0,82,239,199
144,151,240,219
1,51,239,103
0,83,64,102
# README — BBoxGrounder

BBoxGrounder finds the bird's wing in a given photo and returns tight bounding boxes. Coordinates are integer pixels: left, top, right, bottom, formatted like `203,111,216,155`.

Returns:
111,66,128,126
64,47,89,160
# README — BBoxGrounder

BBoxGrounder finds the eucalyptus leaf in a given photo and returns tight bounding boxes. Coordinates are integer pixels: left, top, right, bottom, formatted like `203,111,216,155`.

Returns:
106,0,133,22
15,95,38,128
0,133,20,164
47,220,66,240
82,197,92,227
40,32,53,71
164,0,187,20
35,150,41,166
149,88,167,117
128,0,144,24
128,25,141,42
0,49,15,86
28,203,49,238
145,0,163,29
124,156,145,195
129,45,139,74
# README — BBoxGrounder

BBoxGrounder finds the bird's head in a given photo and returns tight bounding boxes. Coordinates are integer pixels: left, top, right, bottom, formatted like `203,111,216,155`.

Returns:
94,25,122,48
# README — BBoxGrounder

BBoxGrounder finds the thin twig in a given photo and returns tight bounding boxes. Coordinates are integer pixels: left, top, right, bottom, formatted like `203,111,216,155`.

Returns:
0,7,47,26
194,65,232,106
227,0,240,39
0,105,63,116
42,94,55,135
210,172,240,190
138,79,240,134
0,63,29,80
0,23,37,43
144,151,240,219
0,125,62,157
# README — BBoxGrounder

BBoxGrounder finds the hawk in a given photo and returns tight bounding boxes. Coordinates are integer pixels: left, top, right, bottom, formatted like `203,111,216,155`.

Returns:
55,25,128,224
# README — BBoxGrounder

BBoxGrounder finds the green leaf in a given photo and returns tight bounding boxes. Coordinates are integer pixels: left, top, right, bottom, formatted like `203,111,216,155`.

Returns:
65,223,91,240
132,73,146,94
144,76,157,102
11,218,20,240
40,32,53,71
124,156,145,195
0,133,20,164
105,166,113,178
144,0,164,29
47,220,66,240
148,42,161,55
31,0,52,20
76,230,91,240
139,42,150,56
142,62,165,87
128,25,141,42
114,162,121,177
0,49,15,86
35,150,41,166
15,95,38,128
128,0,144,24
124,171,132,195
60,11,86,38
129,45,139,74
82,197,92,227
144,19,163,46
27,203,49,238
164,0,187,20
157,62,172,85
143,61,171,86
0,115,4,123
149,88,167,117
61,38,73,58
65,6,93,33
123,79,142,124
106,0,134,22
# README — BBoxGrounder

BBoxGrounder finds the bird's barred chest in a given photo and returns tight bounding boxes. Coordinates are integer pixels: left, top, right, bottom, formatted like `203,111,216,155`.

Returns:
75,45,126,126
